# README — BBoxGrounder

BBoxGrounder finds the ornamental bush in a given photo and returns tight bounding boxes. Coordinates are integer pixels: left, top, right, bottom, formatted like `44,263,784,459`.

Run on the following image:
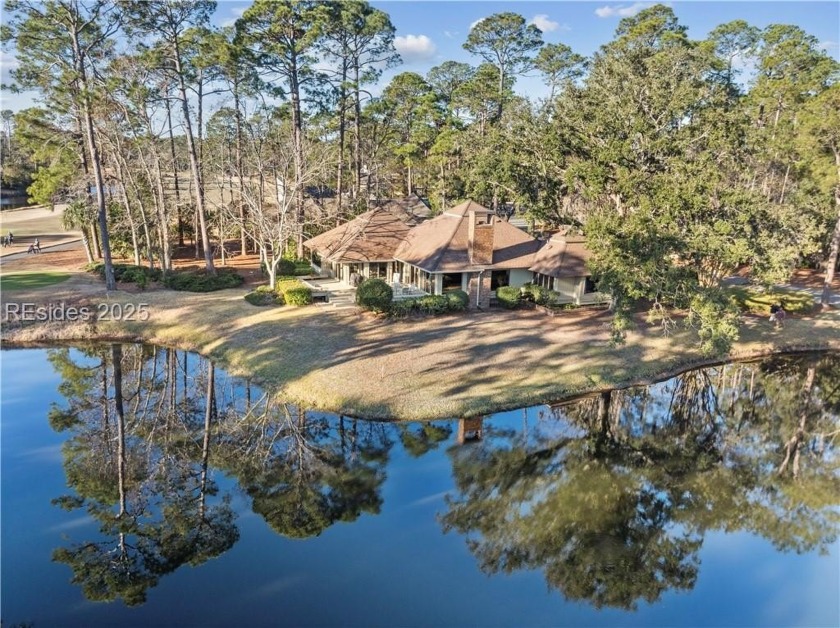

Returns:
417,294,449,315
244,285,284,306
496,285,521,309
356,278,393,312
447,290,470,311
283,285,313,306
390,298,416,318
521,283,551,305
272,278,312,306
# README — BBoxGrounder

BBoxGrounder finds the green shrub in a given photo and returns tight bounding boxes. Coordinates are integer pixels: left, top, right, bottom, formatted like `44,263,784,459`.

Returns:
390,299,417,318
164,268,244,292
275,278,303,294
244,285,283,306
447,290,470,311
283,286,313,306
727,286,815,315
88,263,161,289
276,259,296,276
356,278,393,312
293,260,313,275
272,278,312,306
417,294,450,314
496,285,521,309
525,284,551,305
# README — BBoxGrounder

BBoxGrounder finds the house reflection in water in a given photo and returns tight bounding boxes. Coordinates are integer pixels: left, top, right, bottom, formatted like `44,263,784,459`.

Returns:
456,417,484,444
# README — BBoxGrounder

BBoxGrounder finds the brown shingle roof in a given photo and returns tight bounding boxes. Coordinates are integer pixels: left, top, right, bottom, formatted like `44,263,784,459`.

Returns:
376,193,432,221
303,204,417,263
529,234,593,278
394,200,541,272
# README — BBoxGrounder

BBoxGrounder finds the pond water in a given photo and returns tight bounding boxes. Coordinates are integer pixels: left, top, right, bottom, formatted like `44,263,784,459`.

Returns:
2,346,839,627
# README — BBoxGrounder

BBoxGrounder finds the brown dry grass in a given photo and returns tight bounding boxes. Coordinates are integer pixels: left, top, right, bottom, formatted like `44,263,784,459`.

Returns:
3,261,839,420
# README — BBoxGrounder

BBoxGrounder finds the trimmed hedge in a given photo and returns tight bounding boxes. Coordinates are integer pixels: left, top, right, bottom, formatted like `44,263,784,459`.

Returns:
416,294,450,315
356,278,393,312
263,259,313,277
245,285,284,306
389,290,470,318
274,278,312,306
283,286,313,306
447,290,469,311
164,268,244,292
496,285,521,309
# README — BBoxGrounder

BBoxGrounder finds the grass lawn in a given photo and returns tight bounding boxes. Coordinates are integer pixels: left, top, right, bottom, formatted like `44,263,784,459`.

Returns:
1,271,71,291
726,285,816,315
2,273,838,420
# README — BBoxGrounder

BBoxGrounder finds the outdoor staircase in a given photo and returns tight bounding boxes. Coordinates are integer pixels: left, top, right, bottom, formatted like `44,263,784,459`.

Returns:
322,289,357,310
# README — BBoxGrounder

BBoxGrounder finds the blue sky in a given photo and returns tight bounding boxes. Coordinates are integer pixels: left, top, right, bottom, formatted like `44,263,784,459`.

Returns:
2,1,838,111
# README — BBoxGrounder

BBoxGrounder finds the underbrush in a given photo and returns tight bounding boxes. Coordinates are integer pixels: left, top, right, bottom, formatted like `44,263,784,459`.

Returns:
87,263,161,289
164,267,244,292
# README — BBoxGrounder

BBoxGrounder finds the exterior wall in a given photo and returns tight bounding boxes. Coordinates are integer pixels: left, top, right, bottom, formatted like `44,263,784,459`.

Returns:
553,277,579,303
434,274,443,295
461,273,470,292
509,269,533,288
467,271,492,309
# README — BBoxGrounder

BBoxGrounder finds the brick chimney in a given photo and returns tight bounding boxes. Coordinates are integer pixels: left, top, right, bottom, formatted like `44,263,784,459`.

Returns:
468,208,494,265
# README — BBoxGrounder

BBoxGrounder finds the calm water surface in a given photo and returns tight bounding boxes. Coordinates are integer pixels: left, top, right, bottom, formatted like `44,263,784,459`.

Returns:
2,346,838,627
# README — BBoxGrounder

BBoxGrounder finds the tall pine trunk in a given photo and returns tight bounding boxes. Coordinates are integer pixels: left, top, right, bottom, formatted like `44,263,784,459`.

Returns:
173,39,215,274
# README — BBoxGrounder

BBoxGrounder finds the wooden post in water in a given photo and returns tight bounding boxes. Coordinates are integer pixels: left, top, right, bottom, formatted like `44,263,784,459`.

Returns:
457,417,485,445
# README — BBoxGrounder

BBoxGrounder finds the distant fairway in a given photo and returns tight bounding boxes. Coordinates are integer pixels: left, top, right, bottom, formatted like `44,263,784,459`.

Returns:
1,272,71,291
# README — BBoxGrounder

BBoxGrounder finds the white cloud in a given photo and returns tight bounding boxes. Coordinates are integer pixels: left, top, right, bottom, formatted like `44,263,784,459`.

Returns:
444,30,458,39
594,3,652,18
530,14,565,33
818,40,839,54
469,17,486,31
394,34,437,63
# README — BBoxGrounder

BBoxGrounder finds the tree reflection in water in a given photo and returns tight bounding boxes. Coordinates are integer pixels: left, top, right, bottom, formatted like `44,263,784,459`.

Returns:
440,353,840,610
44,346,838,610
46,344,405,605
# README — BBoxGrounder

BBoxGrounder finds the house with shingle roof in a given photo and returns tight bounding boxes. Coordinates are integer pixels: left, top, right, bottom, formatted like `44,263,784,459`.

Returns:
304,198,608,309
529,234,608,305
303,195,429,286
393,200,542,308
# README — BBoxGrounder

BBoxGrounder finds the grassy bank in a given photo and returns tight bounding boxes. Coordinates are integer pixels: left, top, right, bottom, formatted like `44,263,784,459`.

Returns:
2,282,839,420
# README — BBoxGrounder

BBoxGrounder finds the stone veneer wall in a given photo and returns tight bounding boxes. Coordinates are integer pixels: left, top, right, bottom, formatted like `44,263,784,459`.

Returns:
467,271,493,309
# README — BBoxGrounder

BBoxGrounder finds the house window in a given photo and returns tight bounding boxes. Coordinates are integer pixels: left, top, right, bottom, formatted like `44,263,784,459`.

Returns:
584,276,598,294
491,270,510,290
534,273,553,290
369,262,387,278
